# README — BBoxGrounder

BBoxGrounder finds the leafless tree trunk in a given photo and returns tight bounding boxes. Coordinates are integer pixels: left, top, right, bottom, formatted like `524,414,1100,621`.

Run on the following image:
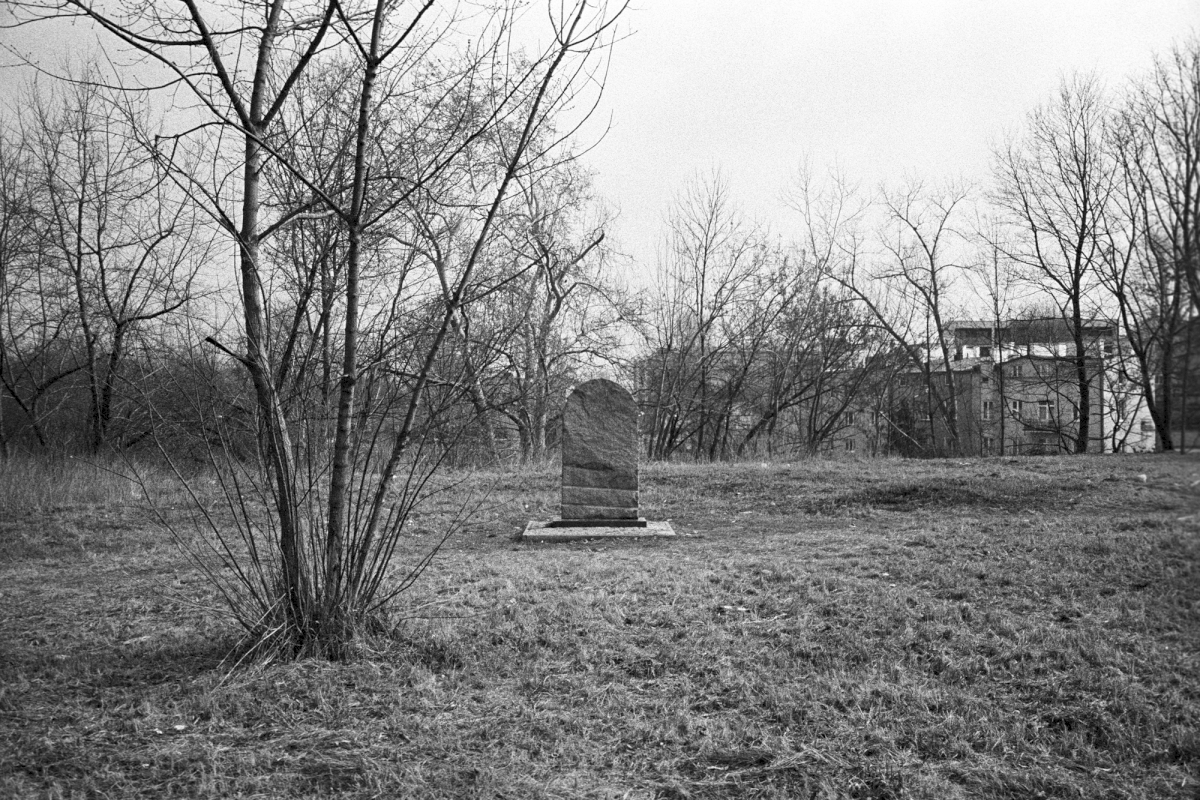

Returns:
993,74,1115,454
8,0,628,658
972,217,1023,455
1104,37,1200,451
798,168,972,457
642,171,766,460
22,76,204,454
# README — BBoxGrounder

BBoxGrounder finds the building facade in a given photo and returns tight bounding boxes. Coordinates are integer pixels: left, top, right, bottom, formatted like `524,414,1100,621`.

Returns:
838,318,1159,456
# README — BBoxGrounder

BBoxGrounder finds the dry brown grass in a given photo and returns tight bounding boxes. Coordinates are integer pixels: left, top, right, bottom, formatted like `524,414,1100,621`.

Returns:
1,453,1198,798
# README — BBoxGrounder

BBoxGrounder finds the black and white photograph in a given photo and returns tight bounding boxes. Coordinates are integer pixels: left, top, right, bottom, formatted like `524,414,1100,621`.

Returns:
0,1,1197,797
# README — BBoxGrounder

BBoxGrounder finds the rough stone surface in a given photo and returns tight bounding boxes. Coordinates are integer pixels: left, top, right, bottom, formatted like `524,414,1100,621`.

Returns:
561,486,638,508
561,503,638,520
560,378,638,520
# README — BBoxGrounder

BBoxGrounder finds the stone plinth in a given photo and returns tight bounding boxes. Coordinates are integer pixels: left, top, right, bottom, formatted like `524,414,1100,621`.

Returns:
522,519,674,542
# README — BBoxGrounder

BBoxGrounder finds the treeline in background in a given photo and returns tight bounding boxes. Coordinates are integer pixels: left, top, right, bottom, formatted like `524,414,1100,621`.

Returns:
0,28,1196,466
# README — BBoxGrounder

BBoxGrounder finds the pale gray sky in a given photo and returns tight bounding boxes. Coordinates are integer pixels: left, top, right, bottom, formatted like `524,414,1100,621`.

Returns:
585,1,1198,264
3,1,1196,269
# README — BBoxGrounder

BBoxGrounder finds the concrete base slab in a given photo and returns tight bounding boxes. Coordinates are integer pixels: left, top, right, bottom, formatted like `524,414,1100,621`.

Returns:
522,519,676,542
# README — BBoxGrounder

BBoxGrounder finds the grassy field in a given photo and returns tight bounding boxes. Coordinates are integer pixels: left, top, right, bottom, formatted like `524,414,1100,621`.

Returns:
1,453,1198,798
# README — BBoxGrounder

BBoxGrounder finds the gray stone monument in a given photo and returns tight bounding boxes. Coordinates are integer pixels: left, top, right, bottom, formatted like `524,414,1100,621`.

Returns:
523,378,674,541
560,378,641,523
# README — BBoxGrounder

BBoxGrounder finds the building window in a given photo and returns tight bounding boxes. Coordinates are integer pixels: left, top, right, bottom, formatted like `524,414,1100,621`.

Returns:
1140,420,1155,433
1035,433,1058,447
845,411,855,425
979,346,992,359
983,436,994,453
1009,399,1022,417
1037,399,1055,421
845,438,856,452
982,400,994,421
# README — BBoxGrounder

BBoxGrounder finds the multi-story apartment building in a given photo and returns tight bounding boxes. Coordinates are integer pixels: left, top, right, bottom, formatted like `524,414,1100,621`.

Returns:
839,318,1159,456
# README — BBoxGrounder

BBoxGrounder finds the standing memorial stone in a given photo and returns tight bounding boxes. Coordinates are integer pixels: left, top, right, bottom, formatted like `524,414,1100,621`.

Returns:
523,379,673,539
559,378,641,524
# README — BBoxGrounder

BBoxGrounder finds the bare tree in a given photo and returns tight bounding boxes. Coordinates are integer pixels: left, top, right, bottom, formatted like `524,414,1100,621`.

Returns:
993,74,1115,453
486,162,619,463
21,75,206,453
6,0,627,658
637,169,885,461
971,214,1028,454
0,119,84,453
1103,37,1200,451
735,281,891,457
802,168,974,456
640,171,770,460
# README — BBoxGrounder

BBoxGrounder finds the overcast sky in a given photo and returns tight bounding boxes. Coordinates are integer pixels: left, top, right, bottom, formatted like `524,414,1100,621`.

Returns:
2,1,1195,269
585,0,1198,265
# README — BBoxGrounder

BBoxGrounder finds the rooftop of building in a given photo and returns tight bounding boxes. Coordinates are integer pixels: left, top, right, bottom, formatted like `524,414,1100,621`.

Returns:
946,318,1117,345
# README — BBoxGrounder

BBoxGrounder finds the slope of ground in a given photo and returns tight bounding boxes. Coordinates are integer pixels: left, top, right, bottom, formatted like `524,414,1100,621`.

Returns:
1,454,1197,798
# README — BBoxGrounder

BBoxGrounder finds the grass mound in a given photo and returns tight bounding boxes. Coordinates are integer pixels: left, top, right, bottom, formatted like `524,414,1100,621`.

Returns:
1,453,1197,798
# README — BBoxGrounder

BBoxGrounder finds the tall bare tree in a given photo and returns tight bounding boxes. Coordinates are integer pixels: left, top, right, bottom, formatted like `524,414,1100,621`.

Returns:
802,168,973,456
7,0,627,658
1104,37,1200,451
971,214,1027,454
993,74,1115,453
0,119,81,454
734,280,890,457
489,163,619,463
640,171,770,460
22,75,205,453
